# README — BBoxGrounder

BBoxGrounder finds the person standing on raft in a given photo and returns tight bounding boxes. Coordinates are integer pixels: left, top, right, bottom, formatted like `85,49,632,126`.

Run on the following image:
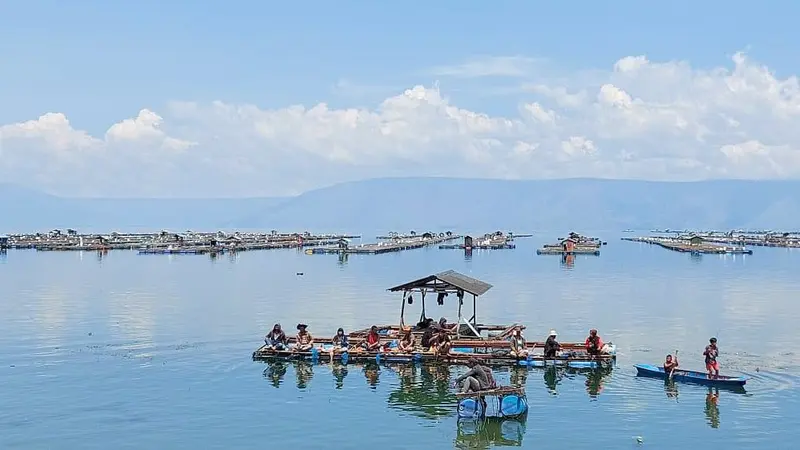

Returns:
704,337,719,378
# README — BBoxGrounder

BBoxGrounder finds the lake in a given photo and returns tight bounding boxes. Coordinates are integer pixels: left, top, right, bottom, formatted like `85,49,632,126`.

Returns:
1,234,799,449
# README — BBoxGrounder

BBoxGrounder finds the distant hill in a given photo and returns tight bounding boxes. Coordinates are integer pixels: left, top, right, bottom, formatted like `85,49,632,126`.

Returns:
235,178,800,233
0,184,286,233
2,178,799,234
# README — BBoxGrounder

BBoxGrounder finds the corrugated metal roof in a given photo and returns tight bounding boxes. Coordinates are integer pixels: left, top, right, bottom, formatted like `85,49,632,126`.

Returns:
387,269,493,296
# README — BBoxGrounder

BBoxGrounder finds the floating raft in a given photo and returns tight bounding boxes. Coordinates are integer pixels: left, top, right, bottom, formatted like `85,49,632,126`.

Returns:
536,248,600,255
622,237,753,254
457,386,528,419
634,364,748,388
252,345,615,369
307,234,459,255
439,244,516,250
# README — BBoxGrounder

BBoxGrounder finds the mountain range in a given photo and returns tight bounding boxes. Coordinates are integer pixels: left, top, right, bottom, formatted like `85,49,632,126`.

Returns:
2,178,799,234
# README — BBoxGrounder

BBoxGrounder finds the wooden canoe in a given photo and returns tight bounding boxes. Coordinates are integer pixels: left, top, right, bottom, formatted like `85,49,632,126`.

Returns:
634,364,747,388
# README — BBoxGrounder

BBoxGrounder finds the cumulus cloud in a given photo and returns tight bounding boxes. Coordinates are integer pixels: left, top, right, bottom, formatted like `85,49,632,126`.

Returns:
1,51,800,197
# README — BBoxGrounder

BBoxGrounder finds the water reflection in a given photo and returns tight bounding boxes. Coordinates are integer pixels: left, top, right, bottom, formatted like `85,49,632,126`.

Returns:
293,360,314,389
560,253,575,269
464,249,473,261
364,361,380,389
337,252,348,266
705,387,720,428
543,366,613,398
331,362,349,389
455,417,526,449
263,360,288,388
665,380,679,401
387,363,455,419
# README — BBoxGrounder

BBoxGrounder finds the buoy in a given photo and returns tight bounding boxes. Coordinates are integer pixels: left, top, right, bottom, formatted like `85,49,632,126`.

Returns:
635,436,643,444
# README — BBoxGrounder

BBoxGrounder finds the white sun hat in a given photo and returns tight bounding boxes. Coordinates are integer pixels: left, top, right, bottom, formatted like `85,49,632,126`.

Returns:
549,329,558,336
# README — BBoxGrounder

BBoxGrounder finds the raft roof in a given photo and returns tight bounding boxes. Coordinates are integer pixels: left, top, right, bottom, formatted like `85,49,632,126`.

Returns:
387,270,493,297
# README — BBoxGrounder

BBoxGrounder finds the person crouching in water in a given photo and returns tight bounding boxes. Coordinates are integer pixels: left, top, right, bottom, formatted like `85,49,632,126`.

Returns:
294,323,314,352
265,323,288,351
329,327,349,362
454,358,497,393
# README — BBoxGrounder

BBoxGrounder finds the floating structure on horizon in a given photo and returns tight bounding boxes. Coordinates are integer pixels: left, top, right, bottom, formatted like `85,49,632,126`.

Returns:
621,234,754,254
536,232,603,256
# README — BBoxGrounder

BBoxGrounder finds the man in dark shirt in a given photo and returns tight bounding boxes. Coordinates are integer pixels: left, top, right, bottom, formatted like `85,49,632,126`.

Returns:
454,358,493,393
544,329,560,358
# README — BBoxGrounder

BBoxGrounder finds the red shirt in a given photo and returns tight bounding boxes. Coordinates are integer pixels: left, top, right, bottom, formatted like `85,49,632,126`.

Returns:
367,333,380,345
585,335,604,351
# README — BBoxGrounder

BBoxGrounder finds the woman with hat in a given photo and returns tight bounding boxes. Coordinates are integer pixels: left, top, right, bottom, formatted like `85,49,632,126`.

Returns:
544,329,561,358
294,323,314,352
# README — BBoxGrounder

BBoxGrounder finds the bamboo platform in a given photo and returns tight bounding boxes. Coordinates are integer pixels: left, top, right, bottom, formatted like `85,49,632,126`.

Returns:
536,247,600,255
455,386,526,399
307,234,459,255
251,345,616,367
622,236,754,254
440,244,516,250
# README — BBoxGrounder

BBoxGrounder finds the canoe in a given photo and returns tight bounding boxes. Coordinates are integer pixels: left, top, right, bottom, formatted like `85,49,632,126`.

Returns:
634,364,747,387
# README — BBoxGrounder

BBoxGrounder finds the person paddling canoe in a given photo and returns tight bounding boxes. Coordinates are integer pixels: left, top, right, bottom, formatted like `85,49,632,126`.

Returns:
704,337,720,378
664,352,679,378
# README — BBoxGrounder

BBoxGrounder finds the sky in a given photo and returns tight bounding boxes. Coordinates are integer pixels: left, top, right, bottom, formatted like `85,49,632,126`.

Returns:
1,0,800,198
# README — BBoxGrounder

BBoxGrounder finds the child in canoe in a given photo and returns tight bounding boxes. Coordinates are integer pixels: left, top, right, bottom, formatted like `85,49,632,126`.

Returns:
704,337,719,378
664,353,679,375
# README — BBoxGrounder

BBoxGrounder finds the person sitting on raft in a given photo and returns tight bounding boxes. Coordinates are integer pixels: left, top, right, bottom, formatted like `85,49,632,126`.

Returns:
428,328,452,355
704,337,719,378
397,329,415,353
544,329,561,358
454,358,497,394
510,327,528,358
293,323,314,352
329,327,349,361
438,317,458,332
585,329,604,356
664,354,679,374
265,323,288,351
360,325,382,352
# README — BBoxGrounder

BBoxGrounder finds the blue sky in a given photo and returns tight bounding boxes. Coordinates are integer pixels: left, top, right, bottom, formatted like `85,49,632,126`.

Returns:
2,0,794,131
1,1,799,197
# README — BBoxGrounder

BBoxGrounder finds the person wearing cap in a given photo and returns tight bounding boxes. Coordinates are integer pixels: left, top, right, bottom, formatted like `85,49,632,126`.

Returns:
585,329,604,356
544,329,561,358
265,323,288,351
294,323,314,352
703,337,719,378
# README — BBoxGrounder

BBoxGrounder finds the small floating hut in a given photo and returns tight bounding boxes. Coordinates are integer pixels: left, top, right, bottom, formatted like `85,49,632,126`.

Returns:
536,233,602,256
439,232,516,250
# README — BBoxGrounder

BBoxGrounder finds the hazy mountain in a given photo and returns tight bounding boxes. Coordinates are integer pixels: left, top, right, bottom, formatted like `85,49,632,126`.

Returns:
0,184,286,233
236,178,800,234
2,178,799,234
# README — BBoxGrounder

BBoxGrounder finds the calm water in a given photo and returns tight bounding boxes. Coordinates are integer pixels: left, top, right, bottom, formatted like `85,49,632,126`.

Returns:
1,234,799,449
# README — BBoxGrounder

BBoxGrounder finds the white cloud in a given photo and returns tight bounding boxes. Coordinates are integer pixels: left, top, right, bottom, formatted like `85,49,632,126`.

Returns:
2,51,800,197
428,56,542,78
